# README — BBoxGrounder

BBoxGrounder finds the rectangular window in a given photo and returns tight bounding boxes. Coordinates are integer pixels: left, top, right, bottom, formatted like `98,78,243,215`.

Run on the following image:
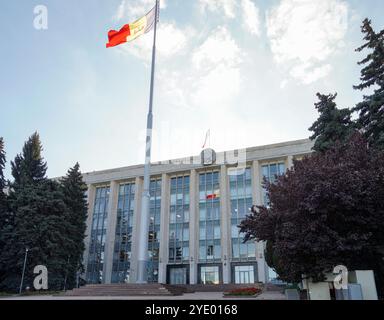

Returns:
230,168,257,262
111,183,135,284
200,266,220,285
148,178,161,283
261,162,286,206
168,175,190,264
87,185,110,284
199,171,221,263
234,265,255,284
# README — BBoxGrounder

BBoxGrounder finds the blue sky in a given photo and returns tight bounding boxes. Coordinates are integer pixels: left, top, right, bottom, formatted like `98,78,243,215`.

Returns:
0,0,383,179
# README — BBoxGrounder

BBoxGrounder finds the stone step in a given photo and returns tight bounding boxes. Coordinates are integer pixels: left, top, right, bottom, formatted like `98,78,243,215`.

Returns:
65,284,180,297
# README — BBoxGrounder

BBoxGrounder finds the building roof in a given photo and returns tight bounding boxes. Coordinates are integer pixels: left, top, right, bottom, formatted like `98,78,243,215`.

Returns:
81,138,314,185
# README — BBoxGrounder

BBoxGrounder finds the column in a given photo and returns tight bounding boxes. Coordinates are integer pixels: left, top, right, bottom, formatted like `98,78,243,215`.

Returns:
83,184,96,278
189,169,198,284
220,165,231,284
252,160,267,283
103,181,119,284
158,173,170,284
287,155,294,169
130,177,143,283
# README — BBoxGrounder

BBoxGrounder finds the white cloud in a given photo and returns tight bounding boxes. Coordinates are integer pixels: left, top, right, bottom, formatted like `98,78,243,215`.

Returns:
114,0,167,22
280,79,288,89
198,0,261,36
159,26,243,110
192,27,242,105
199,0,237,19
290,63,333,85
192,26,242,70
241,0,261,37
266,0,348,84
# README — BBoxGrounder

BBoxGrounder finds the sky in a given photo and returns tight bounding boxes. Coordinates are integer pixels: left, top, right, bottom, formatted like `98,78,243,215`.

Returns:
0,0,384,179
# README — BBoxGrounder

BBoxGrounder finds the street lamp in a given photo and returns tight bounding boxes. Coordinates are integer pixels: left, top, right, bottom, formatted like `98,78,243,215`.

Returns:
19,247,29,295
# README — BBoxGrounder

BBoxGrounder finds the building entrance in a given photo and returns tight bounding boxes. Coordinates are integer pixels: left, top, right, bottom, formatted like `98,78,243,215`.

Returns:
169,267,188,284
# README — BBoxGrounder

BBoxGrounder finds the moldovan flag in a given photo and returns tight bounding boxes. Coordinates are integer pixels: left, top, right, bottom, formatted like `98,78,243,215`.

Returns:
206,190,220,200
106,5,156,48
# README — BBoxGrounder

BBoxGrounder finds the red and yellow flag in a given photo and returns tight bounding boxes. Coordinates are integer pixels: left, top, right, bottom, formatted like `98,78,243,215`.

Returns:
106,5,156,48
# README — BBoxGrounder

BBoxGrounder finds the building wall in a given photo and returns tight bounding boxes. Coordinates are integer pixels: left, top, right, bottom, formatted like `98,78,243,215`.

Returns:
82,139,313,284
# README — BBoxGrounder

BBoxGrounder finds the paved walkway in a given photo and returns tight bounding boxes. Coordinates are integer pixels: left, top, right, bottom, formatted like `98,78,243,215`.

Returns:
0,291,286,300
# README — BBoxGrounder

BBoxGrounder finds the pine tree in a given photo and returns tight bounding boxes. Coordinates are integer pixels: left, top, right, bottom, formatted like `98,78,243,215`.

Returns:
0,133,74,292
309,93,353,153
353,18,384,149
0,138,8,287
60,163,88,289
1,180,75,291
0,137,6,210
11,132,47,187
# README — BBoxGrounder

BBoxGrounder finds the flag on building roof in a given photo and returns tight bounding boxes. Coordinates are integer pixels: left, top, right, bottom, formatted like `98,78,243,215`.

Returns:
106,5,157,48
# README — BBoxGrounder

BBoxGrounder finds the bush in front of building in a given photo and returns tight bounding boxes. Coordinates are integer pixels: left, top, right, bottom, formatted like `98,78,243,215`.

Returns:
224,287,262,296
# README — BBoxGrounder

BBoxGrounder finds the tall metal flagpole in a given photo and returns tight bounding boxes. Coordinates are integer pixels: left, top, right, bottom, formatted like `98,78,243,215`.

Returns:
137,0,159,284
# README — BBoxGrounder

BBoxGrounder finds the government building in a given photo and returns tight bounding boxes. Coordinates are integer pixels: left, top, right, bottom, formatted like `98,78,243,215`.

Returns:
82,139,313,285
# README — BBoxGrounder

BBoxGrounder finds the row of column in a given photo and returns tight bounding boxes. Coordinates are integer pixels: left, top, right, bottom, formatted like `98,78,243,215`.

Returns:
83,156,294,284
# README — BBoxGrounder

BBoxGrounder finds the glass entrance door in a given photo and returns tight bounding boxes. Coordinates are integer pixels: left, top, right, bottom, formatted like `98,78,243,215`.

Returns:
234,266,255,284
170,267,187,284
200,266,220,284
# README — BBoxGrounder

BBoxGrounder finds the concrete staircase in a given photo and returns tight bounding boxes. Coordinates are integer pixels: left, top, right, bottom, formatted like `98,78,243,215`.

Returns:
64,283,265,297
65,283,183,297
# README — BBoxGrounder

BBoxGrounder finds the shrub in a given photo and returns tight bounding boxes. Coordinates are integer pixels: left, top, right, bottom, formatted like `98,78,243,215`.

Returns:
224,287,262,296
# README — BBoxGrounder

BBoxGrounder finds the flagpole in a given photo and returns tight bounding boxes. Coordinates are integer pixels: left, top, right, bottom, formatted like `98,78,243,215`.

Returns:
136,0,159,284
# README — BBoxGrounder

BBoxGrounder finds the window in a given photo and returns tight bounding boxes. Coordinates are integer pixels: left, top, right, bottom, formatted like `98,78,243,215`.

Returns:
234,265,255,284
169,175,190,264
148,178,162,283
111,183,135,283
230,168,256,262
261,162,286,206
199,171,221,263
87,186,110,284
200,266,220,285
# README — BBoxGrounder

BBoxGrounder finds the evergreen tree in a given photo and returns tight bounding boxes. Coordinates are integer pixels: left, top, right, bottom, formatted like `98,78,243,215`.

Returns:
353,18,384,149
0,138,8,287
60,163,88,289
0,133,74,292
309,93,353,153
1,180,74,291
0,137,6,211
11,132,47,187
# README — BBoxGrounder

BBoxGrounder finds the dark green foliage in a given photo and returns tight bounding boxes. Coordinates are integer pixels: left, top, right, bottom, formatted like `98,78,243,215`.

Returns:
0,133,88,292
0,137,7,221
0,137,5,193
353,18,384,149
60,163,88,289
0,138,8,286
239,133,384,296
309,93,353,153
1,180,75,291
11,132,47,187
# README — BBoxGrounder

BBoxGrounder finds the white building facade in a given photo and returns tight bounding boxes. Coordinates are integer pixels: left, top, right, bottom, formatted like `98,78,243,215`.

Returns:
82,139,313,285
